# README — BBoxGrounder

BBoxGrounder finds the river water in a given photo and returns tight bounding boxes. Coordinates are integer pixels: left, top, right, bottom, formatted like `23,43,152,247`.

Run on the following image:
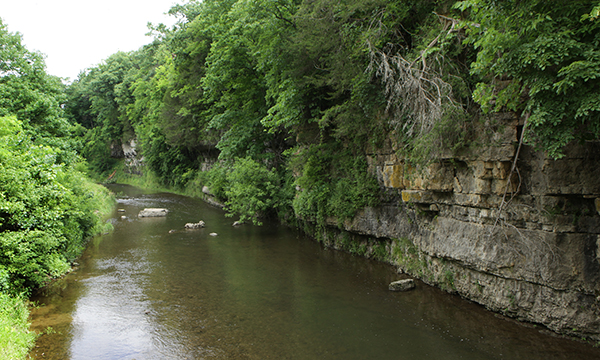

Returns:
28,184,600,359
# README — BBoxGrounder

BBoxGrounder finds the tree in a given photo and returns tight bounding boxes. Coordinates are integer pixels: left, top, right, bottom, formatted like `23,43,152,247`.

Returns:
457,0,600,158
0,19,75,161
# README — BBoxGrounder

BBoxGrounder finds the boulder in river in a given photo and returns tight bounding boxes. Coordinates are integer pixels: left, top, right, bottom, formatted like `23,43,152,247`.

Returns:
138,208,169,217
185,221,205,229
389,279,415,291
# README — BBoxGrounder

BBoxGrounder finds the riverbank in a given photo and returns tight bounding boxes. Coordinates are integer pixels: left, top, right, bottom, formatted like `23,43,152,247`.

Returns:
0,294,36,360
100,165,225,209
0,180,115,360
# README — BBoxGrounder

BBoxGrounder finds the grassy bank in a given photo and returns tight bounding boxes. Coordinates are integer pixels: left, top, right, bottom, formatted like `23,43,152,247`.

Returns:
0,179,115,360
0,173,115,360
100,161,209,200
0,294,36,360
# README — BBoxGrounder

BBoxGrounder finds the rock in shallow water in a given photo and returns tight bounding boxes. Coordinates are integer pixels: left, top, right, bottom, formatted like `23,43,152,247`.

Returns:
185,221,205,229
389,279,415,291
138,208,169,217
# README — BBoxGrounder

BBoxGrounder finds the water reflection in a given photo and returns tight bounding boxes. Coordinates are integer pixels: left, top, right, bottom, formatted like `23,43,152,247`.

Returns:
29,184,600,359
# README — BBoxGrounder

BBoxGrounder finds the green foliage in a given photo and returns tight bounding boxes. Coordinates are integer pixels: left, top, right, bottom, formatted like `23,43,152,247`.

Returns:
80,127,118,175
0,20,65,132
197,158,292,225
66,52,137,174
66,1,600,234
392,237,431,279
0,19,118,359
143,129,199,188
0,294,37,360
224,158,282,225
372,241,389,262
291,143,380,224
457,0,600,158
202,164,229,201
0,116,114,294
0,116,22,136
0,19,78,164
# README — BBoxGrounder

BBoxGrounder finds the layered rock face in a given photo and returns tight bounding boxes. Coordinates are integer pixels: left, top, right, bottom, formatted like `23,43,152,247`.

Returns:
110,139,144,175
330,113,600,340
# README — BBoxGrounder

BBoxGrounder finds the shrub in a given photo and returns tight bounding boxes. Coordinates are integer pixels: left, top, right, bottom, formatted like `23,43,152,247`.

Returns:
0,293,36,360
291,143,380,225
0,116,114,294
224,157,281,225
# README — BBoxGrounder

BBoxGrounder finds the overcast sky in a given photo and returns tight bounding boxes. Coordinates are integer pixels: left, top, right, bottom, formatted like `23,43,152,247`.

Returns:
1,0,181,81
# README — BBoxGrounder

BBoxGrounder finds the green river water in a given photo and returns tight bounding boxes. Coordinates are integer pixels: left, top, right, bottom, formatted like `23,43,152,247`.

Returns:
28,184,600,359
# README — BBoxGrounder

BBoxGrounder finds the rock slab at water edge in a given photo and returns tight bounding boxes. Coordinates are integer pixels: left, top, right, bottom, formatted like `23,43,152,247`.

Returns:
389,279,415,291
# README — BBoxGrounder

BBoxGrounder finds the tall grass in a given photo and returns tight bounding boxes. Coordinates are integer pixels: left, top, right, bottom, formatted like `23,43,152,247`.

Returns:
0,294,36,360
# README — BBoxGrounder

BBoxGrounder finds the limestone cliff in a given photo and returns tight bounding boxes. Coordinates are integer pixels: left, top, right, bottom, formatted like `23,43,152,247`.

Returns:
317,112,600,340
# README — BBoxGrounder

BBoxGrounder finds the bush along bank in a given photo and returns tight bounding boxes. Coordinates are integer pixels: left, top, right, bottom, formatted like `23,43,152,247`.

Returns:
0,19,118,358
0,116,116,358
0,293,37,360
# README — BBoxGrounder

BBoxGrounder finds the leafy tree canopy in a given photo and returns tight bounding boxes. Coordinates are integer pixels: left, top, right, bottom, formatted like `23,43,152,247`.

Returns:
457,0,600,158
65,0,600,224
0,20,114,295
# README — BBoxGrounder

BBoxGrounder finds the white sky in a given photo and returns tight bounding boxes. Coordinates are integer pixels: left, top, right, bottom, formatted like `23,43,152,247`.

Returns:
0,0,182,82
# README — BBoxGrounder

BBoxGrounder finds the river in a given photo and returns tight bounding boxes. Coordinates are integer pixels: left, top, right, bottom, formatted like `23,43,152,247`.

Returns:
28,184,600,359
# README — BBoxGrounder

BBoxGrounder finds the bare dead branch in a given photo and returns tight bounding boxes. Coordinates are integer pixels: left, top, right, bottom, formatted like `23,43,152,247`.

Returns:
366,12,464,140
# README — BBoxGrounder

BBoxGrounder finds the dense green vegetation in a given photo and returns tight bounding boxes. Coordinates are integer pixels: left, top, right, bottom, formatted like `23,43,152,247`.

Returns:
0,293,36,359
0,115,114,293
67,0,457,224
66,0,600,223
457,0,600,158
0,19,115,358
1,2,598,357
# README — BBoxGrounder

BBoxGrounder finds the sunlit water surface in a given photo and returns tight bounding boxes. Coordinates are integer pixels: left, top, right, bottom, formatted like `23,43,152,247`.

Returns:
29,184,600,359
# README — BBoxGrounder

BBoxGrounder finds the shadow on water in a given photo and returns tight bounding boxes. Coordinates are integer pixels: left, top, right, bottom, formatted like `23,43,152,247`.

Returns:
29,184,600,359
